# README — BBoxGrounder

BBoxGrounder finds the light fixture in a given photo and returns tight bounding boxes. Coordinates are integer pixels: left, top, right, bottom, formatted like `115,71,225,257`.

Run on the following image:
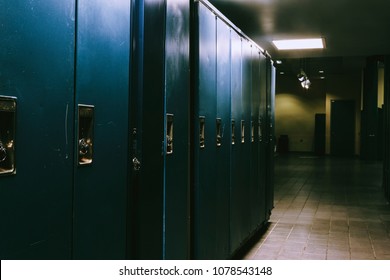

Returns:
276,60,283,64
272,38,325,50
297,69,311,90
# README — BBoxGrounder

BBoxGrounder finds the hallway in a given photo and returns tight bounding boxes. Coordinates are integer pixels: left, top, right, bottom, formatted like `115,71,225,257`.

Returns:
244,154,390,260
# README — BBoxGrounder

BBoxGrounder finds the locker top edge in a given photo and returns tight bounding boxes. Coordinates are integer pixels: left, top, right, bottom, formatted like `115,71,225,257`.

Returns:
195,0,272,59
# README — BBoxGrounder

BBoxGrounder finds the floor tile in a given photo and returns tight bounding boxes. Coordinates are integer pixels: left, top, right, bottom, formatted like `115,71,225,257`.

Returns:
242,154,390,260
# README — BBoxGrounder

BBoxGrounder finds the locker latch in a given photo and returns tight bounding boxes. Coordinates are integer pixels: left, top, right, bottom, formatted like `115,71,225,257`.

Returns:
251,121,255,142
132,157,141,171
78,105,94,165
0,96,16,176
166,114,174,155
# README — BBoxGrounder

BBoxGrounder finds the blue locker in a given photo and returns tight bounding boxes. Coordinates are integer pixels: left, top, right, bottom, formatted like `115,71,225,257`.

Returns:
130,0,165,259
193,1,218,259
258,52,268,224
164,0,190,259
229,30,244,254
73,0,131,259
241,39,252,237
215,17,231,258
265,58,276,219
130,0,190,260
0,0,75,259
250,48,261,231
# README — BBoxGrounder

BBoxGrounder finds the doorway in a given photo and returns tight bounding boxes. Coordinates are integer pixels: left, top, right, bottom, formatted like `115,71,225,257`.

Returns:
330,100,356,156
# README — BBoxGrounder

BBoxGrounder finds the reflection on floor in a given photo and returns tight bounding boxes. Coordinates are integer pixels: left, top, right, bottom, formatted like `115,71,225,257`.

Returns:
243,154,390,260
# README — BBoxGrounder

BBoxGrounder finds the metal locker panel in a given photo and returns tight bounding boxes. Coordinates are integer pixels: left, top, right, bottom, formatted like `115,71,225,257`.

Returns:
265,58,276,219
250,49,261,231
164,0,190,259
130,0,165,260
241,39,253,237
229,30,243,254
215,17,231,259
73,0,131,259
258,52,268,224
0,0,75,259
193,1,218,259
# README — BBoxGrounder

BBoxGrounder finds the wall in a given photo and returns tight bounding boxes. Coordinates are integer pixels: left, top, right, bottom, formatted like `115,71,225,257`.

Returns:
275,75,325,152
275,69,362,155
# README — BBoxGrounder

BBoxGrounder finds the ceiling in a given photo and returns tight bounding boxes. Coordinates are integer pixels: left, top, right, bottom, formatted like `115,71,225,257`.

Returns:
209,0,390,76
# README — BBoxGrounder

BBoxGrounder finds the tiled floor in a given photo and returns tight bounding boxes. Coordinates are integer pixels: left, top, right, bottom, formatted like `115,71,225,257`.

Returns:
244,154,390,260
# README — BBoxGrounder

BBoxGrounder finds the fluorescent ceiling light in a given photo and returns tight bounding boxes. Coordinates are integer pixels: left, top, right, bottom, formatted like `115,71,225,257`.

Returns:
272,38,324,50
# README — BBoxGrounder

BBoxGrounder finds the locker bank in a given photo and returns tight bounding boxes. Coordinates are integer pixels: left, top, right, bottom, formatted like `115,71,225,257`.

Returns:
0,0,275,259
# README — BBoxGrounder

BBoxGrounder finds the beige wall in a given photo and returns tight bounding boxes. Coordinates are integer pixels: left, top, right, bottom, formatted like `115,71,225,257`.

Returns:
275,76,325,152
275,72,362,155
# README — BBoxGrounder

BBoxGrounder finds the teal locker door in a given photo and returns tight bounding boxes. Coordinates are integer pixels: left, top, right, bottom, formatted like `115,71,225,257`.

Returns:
73,0,131,259
130,0,165,260
265,58,275,219
0,0,75,259
215,18,231,259
250,49,261,231
258,52,267,223
193,1,218,259
164,0,190,259
229,30,243,254
241,40,252,237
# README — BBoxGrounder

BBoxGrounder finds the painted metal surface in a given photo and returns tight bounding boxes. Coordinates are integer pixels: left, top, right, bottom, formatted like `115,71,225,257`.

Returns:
0,0,76,259
73,0,131,259
229,29,243,254
164,0,190,260
215,17,231,259
250,49,261,231
241,39,252,237
129,0,191,260
258,53,268,223
265,58,276,219
193,1,218,259
131,0,166,260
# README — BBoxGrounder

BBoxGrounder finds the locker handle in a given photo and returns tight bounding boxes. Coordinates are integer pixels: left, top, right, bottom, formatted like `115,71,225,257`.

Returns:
199,116,205,148
241,120,245,143
216,118,222,147
231,119,235,145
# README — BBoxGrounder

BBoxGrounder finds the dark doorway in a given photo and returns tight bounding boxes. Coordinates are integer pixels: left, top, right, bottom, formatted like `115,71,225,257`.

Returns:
331,100,356,156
